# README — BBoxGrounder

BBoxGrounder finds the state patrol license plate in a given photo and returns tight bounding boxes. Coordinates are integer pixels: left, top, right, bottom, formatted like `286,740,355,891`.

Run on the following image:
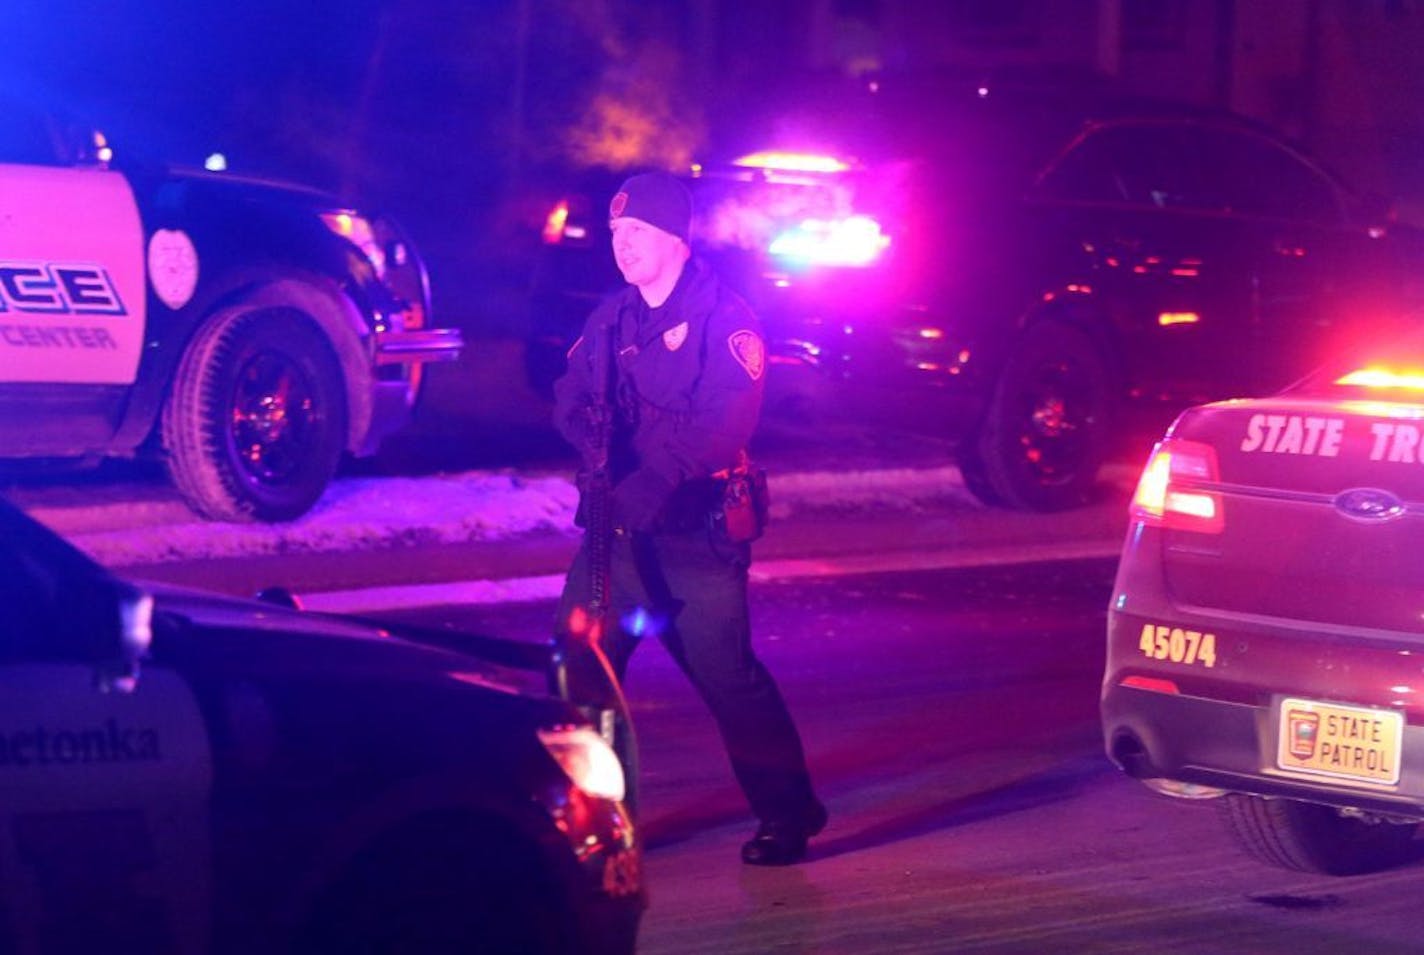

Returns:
1276,698,1403,787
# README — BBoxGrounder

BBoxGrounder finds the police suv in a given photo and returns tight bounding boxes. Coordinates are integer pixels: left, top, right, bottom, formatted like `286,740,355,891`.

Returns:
0,492,642,952
0,94,462,522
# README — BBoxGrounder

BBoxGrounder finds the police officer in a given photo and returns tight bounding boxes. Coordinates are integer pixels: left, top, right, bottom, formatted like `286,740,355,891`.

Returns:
552,171,827,865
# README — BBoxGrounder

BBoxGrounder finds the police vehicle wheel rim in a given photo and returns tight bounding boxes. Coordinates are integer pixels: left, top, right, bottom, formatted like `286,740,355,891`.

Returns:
1011,357,1091,485
229,350,320,483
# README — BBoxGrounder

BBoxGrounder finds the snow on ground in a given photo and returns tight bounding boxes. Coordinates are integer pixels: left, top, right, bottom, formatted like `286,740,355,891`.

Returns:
17,465,975,567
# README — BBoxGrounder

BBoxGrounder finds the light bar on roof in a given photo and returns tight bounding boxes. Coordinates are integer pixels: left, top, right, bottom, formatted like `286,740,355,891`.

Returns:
1336,367,1424,391
769,215,890,268
732,151,851,173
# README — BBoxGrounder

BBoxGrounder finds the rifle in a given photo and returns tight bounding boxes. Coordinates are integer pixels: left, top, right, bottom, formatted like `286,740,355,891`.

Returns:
582,314,615,648
552,315,640,813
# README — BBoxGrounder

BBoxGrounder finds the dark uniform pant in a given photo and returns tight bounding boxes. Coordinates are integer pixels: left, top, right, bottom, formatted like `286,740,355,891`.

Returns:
555,526,818,826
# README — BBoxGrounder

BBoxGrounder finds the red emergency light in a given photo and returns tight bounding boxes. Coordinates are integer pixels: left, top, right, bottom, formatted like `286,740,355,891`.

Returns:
541,200,570,245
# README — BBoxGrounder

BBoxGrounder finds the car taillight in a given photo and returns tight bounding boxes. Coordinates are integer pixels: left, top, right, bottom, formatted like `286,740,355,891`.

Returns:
542,200,571,244
768,215,889,268
541,196,594,245
1130,439,1223,533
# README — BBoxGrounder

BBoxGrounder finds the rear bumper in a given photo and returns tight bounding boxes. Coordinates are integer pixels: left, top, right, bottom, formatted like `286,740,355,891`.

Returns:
356,326,464,455
1102,582,1424,817
1103,681,1424,819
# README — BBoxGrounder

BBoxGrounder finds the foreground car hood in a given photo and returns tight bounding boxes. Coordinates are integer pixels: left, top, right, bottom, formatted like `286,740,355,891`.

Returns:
140,578,552,697
144,578,403,641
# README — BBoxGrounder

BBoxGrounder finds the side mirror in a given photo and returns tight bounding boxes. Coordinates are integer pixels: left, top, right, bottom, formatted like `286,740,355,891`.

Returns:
0,497,149,691
65,122,114,169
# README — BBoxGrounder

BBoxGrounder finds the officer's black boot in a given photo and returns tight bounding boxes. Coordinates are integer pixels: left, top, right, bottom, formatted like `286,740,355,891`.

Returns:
740,800,828,866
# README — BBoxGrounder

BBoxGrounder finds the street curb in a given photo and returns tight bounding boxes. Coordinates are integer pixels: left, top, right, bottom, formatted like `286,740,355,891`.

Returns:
13,462,1136,590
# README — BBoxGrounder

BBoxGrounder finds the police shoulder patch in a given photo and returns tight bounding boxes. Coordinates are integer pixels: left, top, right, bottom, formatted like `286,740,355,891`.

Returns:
662,321,689,352
727,329,765,381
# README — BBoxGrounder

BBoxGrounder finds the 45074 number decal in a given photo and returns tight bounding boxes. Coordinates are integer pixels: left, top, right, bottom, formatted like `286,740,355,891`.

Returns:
1138,624,1217,668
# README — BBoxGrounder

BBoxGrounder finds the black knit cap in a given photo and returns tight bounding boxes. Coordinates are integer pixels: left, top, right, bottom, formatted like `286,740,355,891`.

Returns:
609,172,692,243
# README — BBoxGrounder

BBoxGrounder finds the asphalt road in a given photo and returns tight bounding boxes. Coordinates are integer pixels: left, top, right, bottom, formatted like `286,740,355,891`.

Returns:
371,560,1424,955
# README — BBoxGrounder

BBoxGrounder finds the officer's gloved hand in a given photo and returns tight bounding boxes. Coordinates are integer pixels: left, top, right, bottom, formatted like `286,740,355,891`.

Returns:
613,469,675,532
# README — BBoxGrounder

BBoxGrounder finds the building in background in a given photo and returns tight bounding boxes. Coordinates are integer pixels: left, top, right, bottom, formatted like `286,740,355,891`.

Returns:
784,0,1424,218
9,0,1424,329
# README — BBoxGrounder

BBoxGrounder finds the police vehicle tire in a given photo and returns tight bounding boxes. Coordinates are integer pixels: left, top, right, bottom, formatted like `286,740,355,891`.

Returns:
1219,793,1421,875
956,447,1006,508
161,306,347,522
961,321,1111,511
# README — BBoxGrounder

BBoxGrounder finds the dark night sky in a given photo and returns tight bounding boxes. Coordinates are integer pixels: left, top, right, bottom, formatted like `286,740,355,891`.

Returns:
27,3,1424,310
7,0,754,181
7,0,547,302
9,1,386,166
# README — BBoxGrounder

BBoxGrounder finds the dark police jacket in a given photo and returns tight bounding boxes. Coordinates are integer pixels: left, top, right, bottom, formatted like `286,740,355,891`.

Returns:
554,257,766,531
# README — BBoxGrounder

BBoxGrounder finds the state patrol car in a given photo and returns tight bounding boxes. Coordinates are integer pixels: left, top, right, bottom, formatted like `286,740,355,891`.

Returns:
0,93,461,522
0,493,642,953
1103,339,1424,875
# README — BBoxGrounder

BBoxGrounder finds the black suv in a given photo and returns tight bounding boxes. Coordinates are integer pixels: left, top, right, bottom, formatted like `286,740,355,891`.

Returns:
530,71,1424,510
